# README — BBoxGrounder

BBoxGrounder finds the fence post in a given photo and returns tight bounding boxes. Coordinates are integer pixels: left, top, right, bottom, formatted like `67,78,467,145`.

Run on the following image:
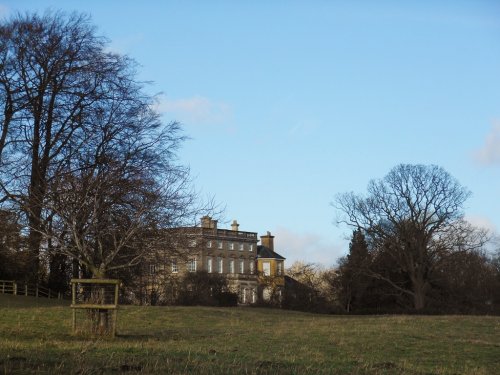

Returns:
58,292,61,300
48,288,51,299
25,284,28,296
1,281,4,294
36,284,39,298
72,282,76,334
13,282,17,295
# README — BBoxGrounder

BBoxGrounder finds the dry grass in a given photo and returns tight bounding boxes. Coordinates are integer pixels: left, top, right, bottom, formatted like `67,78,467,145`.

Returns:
0,294,499,374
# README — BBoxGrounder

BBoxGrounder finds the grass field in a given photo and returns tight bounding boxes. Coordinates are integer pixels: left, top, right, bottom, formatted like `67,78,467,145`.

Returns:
0,294,499,374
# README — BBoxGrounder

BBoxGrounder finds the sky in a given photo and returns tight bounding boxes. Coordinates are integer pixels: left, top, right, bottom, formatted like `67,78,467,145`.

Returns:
2,1,499,267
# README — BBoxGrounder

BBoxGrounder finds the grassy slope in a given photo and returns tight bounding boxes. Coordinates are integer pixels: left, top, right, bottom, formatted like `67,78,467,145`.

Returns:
0,295,499,374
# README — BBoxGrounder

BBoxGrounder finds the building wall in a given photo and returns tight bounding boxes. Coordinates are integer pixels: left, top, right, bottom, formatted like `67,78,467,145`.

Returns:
142,218,285,306
149,218,260,304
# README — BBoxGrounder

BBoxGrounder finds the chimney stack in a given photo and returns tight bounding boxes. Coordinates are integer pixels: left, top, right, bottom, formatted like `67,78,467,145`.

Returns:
201,216,217,229
231,220,240,231
260,231,274,251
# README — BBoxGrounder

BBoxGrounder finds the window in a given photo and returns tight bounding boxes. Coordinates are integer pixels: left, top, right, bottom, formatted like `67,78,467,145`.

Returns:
239,259,244,273
171,259,178,273
188,258,197,272
217,257,223,273
218,241,223,249
149,264,156,274
229,259,235,274
263,262,271,276
207,240,212,248
250,261,254,274
229,242,234,250
249,244,254,252
239,243,244,251
277,262,282,275
207,257,213,273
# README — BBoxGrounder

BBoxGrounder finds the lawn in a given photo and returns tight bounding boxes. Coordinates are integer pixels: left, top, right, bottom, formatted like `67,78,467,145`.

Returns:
0,294,499,374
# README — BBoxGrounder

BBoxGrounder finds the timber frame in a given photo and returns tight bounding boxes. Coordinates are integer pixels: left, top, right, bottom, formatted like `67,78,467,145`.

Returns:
70,278,120,338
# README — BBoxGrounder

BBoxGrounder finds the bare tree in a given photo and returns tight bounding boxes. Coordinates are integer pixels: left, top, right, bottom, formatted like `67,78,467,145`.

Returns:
284,261,334,312
0,11,210,284
0,11,137,280
334,164,488,310
45,152,197,278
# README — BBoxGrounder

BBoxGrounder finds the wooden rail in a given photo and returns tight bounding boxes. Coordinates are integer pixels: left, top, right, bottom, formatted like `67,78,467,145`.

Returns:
0,280,64,299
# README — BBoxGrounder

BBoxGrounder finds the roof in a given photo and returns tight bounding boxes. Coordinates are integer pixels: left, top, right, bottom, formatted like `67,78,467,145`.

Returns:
256,245,286,260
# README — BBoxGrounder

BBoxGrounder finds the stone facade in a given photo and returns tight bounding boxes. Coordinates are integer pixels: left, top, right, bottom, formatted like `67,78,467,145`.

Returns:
143,216,286,305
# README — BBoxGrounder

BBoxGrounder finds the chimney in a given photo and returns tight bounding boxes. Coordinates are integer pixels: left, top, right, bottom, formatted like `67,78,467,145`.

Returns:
231,220,240,231
260,231,274,251
201,216,211,228
201,216,217,229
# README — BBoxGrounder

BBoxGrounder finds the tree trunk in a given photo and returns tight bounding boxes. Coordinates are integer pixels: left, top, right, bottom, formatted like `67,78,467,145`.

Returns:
26,207,43,282
411,278,427,310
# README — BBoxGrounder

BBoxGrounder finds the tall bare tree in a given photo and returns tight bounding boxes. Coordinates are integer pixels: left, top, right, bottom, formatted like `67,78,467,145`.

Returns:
334,164,488,310
0,11,209,283
0,11,125,279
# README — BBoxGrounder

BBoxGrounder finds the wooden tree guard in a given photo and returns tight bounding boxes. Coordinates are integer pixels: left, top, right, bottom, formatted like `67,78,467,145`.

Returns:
70,279,120,338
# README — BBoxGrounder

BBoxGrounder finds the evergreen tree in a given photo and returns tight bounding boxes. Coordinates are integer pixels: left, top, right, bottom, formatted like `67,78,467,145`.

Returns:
334,230,371,312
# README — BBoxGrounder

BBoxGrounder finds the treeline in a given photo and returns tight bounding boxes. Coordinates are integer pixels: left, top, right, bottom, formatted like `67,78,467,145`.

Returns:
283,235,500,315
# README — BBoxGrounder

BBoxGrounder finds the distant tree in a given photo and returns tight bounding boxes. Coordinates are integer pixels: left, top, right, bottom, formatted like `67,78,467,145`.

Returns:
331,230,372,312
334,164,489,310
431,250,498,313
283,262,333,313
491,242,500,309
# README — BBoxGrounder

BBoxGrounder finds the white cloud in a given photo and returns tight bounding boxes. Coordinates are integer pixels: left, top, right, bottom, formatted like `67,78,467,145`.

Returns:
156,95,232,127
474,121,500,166
272,226,346,268
465,214,498,234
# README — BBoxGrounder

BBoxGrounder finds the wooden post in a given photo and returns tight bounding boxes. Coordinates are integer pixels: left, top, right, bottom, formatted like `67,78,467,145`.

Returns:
36,284,39,298
13,282,17,295
25,284,28,296
72,282,76,334
112,282,119,338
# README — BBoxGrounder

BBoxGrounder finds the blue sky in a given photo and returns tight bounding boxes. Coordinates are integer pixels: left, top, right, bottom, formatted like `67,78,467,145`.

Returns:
2,1,499,266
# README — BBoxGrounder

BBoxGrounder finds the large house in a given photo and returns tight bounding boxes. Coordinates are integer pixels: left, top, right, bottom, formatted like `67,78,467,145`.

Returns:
144,216,286,305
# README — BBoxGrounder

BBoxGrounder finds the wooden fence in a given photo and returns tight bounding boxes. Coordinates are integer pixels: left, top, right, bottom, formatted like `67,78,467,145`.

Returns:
0,280,64,299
